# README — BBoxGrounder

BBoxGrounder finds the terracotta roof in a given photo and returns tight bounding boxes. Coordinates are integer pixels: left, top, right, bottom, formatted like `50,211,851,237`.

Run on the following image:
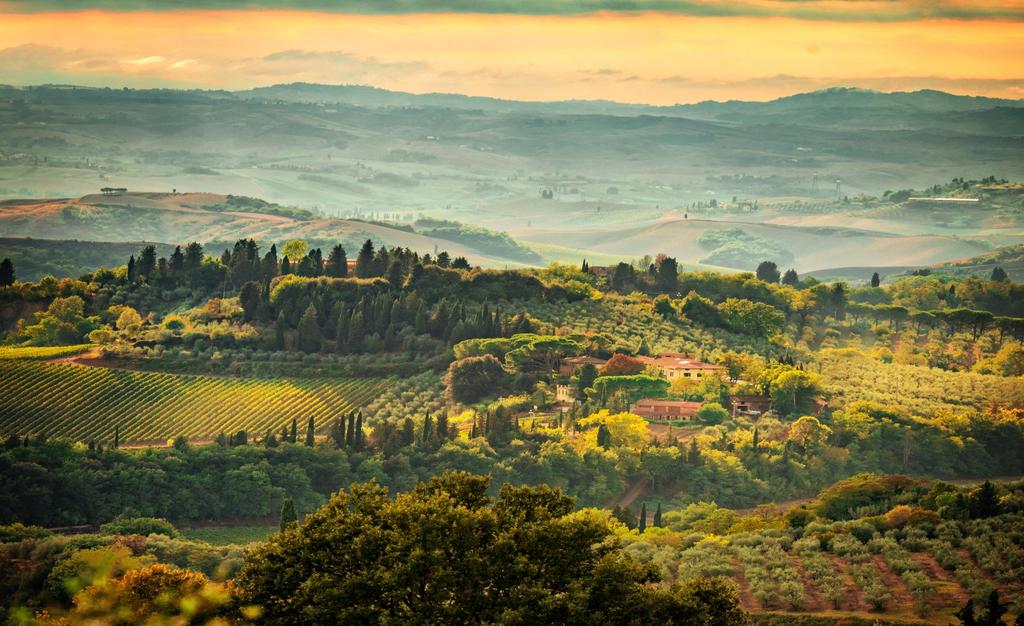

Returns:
632,399,703,409
564,356,607,365
636,354,725,370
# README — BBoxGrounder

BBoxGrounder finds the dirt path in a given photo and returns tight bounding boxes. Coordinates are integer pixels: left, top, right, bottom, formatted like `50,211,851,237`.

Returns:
733,497,813,516
954,548,1014,597
608,478,651,510
790,558,827,612
912,553,969,608
830,557,869,612
730,556,760,611
871,555,915,612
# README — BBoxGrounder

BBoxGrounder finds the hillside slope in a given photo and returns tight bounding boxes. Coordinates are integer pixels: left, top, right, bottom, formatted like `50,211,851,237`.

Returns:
0,192,530,267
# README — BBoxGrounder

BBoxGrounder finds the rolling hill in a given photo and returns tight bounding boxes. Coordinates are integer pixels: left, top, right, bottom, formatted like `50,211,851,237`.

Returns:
0,192,535,269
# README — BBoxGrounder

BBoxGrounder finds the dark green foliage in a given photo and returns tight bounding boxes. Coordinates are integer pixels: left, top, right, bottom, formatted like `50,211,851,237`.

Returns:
956,598,976,626
781,268,799,286
0,258,14,286
99,515,179,538
280,497,298,532
990,266,1008,282
680,291,722,326
653,502,662,528
444,355,509,404
656,256,679,293
971,480,1001,519
305,416,316,447
576,363,598,400
297,303,322,353
980,590,1007,626
236,472,747,625
871,272,881,288
755,261,781,284
611,505,636,530
638,502,647,533
355,239,375,278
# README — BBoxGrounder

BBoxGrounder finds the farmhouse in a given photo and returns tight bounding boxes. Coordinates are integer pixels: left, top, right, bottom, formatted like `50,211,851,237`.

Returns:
637,353,725,381
730,395,771,418
558,355,608,376
631,399,704,421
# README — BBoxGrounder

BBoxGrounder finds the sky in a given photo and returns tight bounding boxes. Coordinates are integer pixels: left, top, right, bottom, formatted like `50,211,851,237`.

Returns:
0,1,1022,104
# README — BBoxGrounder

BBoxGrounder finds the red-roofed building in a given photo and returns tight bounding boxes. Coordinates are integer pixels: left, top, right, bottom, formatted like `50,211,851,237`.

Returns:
637,353,725,382
630,399,704,421
558,355,608,377
730,395,771,418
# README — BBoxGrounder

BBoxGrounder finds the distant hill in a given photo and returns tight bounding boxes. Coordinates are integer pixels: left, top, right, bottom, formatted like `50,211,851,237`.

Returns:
0,192,536,268
929,244,1024,281
0,238,177,281
3,83,1023,212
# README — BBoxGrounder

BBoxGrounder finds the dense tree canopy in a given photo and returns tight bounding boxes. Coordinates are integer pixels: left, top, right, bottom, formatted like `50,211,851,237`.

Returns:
236,472,748,625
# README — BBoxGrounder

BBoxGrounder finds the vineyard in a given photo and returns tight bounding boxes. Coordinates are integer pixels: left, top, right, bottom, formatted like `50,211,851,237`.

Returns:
0,344,93,360
815,350,1024,415
0,360,387,443
624,515,1024,623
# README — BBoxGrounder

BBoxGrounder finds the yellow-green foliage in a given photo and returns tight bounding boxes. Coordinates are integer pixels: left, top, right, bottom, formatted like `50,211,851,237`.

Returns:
0,344,93,360
0,360,386,443
817,349,1024,415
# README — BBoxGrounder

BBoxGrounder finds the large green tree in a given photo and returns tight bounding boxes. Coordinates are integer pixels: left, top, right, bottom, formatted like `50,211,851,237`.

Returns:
236,472,748,625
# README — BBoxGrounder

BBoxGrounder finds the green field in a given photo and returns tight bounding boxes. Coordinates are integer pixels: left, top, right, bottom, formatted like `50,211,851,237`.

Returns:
183,524,278,545
0,360,386,443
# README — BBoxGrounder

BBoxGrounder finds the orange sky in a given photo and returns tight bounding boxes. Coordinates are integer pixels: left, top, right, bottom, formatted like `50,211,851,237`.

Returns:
0,9,1022,103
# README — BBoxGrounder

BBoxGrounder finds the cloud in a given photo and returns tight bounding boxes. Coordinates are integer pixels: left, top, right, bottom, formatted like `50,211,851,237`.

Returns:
2,0,1024,21
125,55,164,65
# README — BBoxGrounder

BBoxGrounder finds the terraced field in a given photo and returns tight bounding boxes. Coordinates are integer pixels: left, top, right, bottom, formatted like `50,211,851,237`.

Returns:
0,359,386,443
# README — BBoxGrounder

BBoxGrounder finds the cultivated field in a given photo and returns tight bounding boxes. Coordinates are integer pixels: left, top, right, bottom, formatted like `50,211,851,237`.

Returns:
0,359,386,443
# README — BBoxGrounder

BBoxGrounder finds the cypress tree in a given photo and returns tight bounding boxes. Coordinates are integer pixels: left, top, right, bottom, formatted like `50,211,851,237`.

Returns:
973,480,1001,518
279,497,298,532
653,503,662,528
436,413,449,441
305,416,315,447
955,599,976,626
348,310,365,352
275,312,288,351
638,503,647,533
422,414,433,445
870,272,881,288
127,255,137,282
335,305,350,353
981,591,1006,626
688,439,702,465
346,411,356,447
355,412,364,450
414,303,427,335
0,258,14,287
290,417,298,443
113,425,120,448
297,304,322,354
356,239,375,278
